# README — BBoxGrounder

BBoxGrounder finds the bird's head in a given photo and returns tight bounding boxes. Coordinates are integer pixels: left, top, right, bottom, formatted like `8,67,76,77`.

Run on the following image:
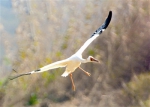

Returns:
87,56,99,63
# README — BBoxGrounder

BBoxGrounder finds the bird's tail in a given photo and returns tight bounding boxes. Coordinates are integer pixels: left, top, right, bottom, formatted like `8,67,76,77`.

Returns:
9,72,32,80
10,60,68,80
61,71,69,77
9,69,42,80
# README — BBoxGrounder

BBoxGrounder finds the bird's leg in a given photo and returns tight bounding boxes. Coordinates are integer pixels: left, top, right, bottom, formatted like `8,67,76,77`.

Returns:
69,74,75,91
79,66,91,76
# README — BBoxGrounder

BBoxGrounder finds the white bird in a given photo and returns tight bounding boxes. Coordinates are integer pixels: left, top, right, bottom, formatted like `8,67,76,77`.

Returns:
10,11,112,91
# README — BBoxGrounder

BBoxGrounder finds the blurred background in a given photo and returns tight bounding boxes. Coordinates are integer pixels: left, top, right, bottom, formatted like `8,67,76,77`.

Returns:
0,0,150,107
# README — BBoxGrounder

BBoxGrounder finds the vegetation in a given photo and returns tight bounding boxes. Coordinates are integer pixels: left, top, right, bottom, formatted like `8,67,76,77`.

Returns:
0,0,150,107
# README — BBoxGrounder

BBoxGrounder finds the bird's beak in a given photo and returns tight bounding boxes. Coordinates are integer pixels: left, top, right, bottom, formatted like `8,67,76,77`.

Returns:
91,57,99,63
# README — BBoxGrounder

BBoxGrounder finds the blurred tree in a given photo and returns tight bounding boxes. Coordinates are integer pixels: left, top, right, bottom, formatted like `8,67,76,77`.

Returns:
0,0,150,107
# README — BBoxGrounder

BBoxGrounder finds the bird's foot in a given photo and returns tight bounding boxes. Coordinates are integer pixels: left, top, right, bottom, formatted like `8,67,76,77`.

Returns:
85,72,91,76
78,67,91,76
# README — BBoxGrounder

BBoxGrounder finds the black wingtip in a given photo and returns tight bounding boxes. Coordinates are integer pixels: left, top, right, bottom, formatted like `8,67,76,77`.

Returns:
103,11,112,29
90,11,112,38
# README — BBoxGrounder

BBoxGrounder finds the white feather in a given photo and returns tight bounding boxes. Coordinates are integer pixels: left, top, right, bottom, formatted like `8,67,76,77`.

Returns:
61,72,69,77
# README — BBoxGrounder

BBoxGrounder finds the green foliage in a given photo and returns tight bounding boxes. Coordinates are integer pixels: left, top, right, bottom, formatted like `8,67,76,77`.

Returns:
88,49,95,56
41,69,60,86
45,57,52,64
27,93,38,106
64,35,70,41
56,51,62,57
127,73,150,93
1,0,150,107
42,72,55,84
19,51,27,59
61,35,70,50
0,78,8,88
33,41,38,46
20,78,28,90
144,99,150,107
35,29,42,35
61,43,68,50
123,72,150,107
0,80,4,87
3,57,11,65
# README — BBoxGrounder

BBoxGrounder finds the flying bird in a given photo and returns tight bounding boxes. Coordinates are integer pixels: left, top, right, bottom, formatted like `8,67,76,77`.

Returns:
10,11,112,91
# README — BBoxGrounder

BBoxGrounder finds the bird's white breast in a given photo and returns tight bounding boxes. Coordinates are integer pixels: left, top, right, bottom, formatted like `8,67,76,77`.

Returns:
66,61,81,72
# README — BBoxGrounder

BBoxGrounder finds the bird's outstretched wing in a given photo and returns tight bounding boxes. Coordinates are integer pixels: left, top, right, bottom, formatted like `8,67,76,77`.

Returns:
75,11,112,55
10,59,69,80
